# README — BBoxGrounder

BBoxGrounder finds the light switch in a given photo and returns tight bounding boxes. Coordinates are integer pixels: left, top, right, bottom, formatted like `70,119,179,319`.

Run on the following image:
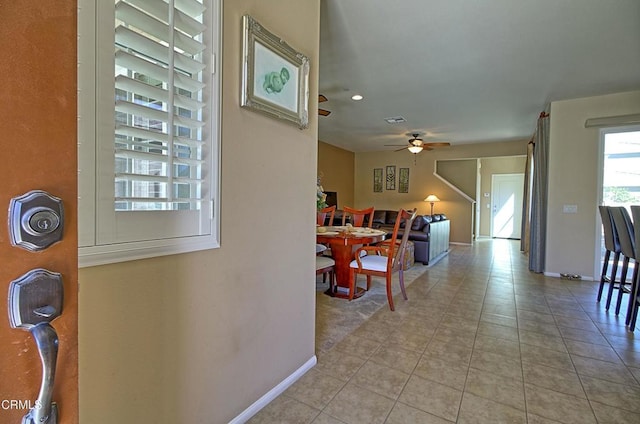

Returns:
563,204,578,214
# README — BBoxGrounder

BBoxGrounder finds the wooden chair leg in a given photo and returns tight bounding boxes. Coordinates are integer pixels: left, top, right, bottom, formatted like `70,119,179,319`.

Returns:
348,269,356,301
386,274,394,311
630,286,639,331
626,263,639,325
615,257,630,315
366,275,372,291
630,272,640,330
399,269,408,300
606,252,621,310
597,250,611,301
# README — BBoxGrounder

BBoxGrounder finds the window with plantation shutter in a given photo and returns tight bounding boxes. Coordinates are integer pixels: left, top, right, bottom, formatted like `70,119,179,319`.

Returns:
78,0,221,267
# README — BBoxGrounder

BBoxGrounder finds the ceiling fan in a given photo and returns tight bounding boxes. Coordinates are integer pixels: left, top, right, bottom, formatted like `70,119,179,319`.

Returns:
318,94,331,116
385,133,450,154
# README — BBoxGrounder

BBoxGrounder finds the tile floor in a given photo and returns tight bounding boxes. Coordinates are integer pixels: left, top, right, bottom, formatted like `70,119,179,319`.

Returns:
249,239,640,423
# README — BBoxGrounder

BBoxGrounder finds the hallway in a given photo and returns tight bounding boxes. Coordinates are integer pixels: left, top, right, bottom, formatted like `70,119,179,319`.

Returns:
250,239,640,423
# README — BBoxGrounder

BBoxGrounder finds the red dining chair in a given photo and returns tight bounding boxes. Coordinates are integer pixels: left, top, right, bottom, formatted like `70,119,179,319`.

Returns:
317,205,336,226
316,250,335,287
342,206,375,227
349,208,417,311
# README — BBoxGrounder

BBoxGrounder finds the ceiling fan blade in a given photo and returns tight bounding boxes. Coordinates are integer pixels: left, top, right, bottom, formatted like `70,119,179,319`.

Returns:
318,108,331,116
384,144,409,147
424,142,450,147
318,94,328,103
394,147,407,152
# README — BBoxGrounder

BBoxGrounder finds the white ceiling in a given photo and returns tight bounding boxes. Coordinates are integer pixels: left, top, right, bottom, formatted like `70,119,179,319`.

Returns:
317,0,640,152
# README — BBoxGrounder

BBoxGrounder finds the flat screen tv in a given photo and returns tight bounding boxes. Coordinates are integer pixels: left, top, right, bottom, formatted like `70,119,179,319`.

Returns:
325,191,337,208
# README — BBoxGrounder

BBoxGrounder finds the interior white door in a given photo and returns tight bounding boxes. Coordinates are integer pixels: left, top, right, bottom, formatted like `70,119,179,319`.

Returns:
491,174,525,239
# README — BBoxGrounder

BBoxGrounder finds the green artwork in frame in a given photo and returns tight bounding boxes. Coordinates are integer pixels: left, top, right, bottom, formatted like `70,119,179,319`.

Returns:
399,167,409,193
373,168,383,192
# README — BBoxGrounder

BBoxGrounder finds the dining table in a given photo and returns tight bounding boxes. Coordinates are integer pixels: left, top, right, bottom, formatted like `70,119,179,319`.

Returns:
316,226,387,299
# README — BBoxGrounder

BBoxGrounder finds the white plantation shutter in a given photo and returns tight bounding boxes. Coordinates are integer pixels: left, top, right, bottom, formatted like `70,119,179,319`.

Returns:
114,0,207,211
78,0,220,266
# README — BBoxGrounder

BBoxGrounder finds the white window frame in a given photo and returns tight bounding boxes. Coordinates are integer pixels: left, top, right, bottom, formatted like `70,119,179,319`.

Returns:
78,0,221,267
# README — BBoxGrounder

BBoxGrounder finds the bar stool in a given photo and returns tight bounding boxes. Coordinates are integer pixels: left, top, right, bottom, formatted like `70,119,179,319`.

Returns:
628,206,640,330
597,206,622,307
609,207,636,316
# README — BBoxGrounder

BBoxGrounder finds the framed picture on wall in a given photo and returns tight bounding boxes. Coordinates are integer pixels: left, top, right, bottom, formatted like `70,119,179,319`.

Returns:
399,168,409,193
240,15,310,129
373,168,383,192
386,165,396,190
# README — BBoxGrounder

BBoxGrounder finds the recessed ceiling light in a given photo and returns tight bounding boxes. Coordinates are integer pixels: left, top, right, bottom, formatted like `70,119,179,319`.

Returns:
351,94,363,101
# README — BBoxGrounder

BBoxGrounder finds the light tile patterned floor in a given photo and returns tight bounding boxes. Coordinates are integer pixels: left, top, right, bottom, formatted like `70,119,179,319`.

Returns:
249,239,640,423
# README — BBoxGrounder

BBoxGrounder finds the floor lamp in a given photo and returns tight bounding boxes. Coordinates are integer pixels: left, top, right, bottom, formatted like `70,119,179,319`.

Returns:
424,194,440,216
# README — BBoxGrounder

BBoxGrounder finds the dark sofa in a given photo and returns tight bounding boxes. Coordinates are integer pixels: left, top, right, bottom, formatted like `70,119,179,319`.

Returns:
330,209,450,265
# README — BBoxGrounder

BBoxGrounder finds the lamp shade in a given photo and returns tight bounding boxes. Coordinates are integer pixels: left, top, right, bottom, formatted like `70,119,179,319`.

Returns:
424,194,440,203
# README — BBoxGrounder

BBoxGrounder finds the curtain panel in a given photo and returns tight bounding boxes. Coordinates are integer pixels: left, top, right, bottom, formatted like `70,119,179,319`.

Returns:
529,112,550,273
520,140,534,253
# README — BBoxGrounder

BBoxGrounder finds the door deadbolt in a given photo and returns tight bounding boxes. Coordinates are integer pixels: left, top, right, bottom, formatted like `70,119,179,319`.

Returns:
9,190,64,251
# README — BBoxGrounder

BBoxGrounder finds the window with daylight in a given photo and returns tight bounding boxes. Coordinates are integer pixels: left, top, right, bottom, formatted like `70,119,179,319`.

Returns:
78,0,221,267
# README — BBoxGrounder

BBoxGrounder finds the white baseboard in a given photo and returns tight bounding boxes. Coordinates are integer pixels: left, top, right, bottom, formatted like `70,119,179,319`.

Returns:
229,355,317,424
449,242,472,246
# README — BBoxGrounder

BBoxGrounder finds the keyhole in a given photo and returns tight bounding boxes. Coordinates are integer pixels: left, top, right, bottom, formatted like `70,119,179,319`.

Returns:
28,210,60,235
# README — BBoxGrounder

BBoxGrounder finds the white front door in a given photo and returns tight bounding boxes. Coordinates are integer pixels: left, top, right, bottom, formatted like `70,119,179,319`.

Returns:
491,174,525,239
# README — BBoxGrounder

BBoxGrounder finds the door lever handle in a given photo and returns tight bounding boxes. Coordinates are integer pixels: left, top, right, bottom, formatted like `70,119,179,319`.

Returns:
8,269,63,424
24,323,59,424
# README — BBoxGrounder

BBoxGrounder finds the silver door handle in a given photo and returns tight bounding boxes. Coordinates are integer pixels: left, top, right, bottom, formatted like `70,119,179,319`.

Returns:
8,269,63,424
24,323,58,424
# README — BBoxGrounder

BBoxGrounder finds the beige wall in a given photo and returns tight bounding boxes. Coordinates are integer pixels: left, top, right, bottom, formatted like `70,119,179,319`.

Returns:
318,141,355,208
437,159,478,199
546,90,640,279
354,140,528,244
478,156,527,236
78,1,321,423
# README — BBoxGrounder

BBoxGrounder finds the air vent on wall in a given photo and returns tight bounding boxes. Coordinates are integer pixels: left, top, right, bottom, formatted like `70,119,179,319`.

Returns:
384,116,407,124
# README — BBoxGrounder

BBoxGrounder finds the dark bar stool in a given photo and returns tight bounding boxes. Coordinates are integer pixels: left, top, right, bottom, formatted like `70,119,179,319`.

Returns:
597,206,622,307
609,207,636,316
628,206,640,330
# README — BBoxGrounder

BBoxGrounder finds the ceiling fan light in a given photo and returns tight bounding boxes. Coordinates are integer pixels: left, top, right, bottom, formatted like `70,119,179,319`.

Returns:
351,94,363,101
408,145,423,154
